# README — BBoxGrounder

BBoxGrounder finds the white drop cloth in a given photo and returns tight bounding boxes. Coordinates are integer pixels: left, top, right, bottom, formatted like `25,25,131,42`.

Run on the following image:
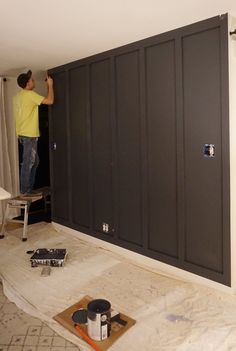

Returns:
0,187,11,200
1,222,236,351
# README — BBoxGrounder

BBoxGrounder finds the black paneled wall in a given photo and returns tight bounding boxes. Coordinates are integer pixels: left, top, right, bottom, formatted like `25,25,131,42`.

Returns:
90,59,113,234
69,66,90,228
183,28,223,272
145,40,178,258
49,14,230,285
115,51,143,245
50,72,69,223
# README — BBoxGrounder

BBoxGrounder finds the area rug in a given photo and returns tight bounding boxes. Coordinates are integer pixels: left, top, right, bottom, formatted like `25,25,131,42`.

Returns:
0,281,80,351
1,222,236,350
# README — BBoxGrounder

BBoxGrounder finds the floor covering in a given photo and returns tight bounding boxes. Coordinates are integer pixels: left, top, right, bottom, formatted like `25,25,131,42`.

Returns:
1,222,236,350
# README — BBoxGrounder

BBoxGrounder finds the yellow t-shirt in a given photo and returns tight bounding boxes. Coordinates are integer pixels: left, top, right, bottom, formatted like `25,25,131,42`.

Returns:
13,90,44,137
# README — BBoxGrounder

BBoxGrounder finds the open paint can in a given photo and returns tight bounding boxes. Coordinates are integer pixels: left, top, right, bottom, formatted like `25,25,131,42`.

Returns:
87,299,111,341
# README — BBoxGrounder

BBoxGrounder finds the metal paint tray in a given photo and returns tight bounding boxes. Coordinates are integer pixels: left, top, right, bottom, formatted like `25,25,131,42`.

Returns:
30,248,67,267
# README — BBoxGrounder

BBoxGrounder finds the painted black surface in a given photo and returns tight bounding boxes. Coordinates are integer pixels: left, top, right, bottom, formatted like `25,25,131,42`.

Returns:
115,51,143,245
183,27,223,271
69,66,90,228
35,105,50,188
50,71,69,223
49,14,230,285
145,39,178,258
90,59,114,235
17,105,51,222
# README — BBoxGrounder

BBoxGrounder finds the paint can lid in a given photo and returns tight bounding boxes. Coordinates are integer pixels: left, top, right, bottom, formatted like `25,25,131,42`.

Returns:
87,299,111,314
72,309,88,324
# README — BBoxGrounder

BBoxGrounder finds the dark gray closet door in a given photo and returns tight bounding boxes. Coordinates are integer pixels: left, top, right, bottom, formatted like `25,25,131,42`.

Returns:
50,71,69,223
145,39,178,259
115,50,142,246
90,59,113,234
69,66,90,228
49,14,230,285
182,24,229,277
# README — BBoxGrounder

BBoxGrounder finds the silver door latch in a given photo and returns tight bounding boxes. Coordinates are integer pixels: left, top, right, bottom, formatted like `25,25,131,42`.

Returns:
51,142,57,150
203,144,215,157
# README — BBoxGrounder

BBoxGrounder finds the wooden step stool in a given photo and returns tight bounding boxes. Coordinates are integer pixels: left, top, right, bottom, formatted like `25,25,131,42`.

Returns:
0,187,51,241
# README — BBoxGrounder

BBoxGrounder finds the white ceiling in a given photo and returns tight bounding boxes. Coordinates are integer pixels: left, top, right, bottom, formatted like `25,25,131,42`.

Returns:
1,0,236,77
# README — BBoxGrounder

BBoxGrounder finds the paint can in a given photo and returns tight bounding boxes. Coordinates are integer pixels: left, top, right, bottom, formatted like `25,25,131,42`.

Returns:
87,299,111,341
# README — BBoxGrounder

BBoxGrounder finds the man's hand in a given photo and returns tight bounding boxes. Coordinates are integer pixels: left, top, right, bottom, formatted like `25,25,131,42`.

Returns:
42,75,54,105
46,75,53,86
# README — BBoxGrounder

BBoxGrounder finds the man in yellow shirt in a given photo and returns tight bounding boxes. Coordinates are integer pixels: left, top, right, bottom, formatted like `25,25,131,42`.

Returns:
13,70,54,196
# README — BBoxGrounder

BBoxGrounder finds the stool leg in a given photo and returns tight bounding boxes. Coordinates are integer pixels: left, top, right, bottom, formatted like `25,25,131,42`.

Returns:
22,203,29,241
0,204,9,239
0,203,10,239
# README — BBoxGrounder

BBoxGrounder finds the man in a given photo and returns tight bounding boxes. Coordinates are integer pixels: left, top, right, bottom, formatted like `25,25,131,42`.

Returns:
13,70,54,197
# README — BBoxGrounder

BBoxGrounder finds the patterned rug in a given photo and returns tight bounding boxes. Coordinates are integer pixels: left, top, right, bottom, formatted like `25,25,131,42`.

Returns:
0,281,80,351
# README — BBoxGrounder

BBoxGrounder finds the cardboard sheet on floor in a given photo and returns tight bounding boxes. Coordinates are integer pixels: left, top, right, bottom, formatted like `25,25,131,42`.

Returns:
53,295,136,350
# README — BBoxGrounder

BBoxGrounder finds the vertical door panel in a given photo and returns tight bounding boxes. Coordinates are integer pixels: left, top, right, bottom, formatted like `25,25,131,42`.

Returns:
145,40,178,258
50,71,69,222
90,59,113,234
183,27,223,272
115,51,142,245
69,66,90,228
